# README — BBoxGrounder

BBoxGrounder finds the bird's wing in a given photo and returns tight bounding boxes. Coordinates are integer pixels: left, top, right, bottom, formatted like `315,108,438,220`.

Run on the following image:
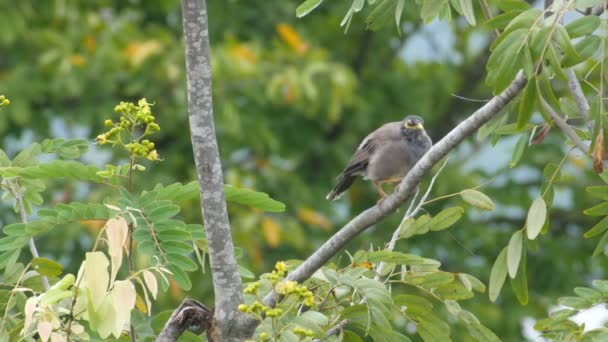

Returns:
341,122,399,176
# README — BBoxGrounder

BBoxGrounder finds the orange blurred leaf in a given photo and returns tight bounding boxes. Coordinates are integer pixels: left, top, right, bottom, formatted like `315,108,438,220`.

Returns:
70,54,85,66
276,23,309,55
84,35,97,52
593,128,605,174
297,207,332,231
261,217,281,247
124,40,163,66
230,44,257,64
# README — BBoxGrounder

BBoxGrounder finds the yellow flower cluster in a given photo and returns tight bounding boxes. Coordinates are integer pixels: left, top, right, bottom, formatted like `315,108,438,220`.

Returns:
96,98,161,162
276,281,315,306
293,327,315,337
0,95,9,106
238,301,282,317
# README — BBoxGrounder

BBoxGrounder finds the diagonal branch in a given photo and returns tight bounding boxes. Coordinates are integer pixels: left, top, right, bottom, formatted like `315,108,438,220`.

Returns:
238,72,528,333
181,0,244,340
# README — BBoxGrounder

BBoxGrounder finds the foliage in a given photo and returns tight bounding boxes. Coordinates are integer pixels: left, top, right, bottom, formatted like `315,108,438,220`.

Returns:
0,99,286,340
3,0,608,340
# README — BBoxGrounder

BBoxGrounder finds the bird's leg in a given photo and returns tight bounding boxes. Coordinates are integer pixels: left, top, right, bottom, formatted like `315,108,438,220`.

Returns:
380,177,404,193
373,181,388,204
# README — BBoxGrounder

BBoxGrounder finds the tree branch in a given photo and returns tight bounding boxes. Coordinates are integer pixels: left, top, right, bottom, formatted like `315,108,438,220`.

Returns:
239,72,528,333
541,99,608,169
542,99,590,153
181,0,244,340
566,69,591,125
156,299,214,342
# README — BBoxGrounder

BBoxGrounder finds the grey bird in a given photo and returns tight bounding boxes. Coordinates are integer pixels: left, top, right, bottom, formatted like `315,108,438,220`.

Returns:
326,115,432,202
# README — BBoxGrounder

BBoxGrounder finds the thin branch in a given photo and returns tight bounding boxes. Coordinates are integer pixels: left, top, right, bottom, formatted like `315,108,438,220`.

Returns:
542,98,590,153
312,320,348,342
181,0,244,340
542,99,608,169
14,183,49,290
375,158,449,280
566,69,591,125
237,72,528,334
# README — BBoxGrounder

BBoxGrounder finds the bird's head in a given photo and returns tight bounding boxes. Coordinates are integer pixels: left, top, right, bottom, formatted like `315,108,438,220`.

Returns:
402,115,425,133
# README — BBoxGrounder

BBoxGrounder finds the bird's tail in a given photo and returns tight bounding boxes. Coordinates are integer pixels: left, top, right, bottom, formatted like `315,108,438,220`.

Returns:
326,173,356,201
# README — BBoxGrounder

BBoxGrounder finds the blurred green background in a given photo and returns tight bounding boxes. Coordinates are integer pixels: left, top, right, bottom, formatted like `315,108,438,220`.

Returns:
1,0,607,340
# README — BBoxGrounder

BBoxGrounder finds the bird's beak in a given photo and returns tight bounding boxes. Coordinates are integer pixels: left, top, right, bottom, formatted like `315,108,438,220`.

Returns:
413,123,424,130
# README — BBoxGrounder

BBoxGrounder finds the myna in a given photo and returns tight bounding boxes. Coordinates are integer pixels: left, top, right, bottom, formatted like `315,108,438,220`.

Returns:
326,115,432,202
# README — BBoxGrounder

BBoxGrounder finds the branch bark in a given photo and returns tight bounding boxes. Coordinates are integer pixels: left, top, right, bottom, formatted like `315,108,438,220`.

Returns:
239,72,528,332
156,299,214,342
181,0,245,340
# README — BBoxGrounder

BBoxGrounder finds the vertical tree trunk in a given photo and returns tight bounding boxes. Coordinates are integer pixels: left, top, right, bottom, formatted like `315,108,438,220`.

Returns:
180,0,245,340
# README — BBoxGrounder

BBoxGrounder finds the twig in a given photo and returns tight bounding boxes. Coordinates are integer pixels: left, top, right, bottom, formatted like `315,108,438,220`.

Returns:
541,99,590,154
375,158,449,280
566,69,591,127
312,319,348,342
14,183,49,290
479,0,500,38
237,72,527,334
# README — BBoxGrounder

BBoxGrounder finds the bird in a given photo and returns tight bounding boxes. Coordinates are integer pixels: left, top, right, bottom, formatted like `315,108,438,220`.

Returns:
326,115,432,203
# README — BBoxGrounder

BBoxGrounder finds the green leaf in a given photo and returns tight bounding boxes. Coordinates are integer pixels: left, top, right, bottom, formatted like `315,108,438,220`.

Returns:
296,0,324,18
584,202,608,216
510,247,528,305
39,289,72,306
559,296,591,309
366,0,399,30
395,0,405,30
593,279,608,292
146,204,180,221
497,0,531,11
434,281,474,300
428,207,464,231
167,253,198,272
224,185,286,212
0,235,29,252
366,251,425,265
489,247,508,302
0,249,21,271
496,122,535,135
593,230,608,256
586,186,608,200
510,134,527,168
157,229,191,242
563,35,600,68
574,287,603,302
507,230,523,278
485,11,519,30
239,265,255,279
31,257,62,277
459,0,476,25
167,264,191,290
517,79,537,129
460,189,495,210
420,0,449,24
584,217,608,238
565,16,600,38
555,26,580,61
526,197,547,239
573,0,602,10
